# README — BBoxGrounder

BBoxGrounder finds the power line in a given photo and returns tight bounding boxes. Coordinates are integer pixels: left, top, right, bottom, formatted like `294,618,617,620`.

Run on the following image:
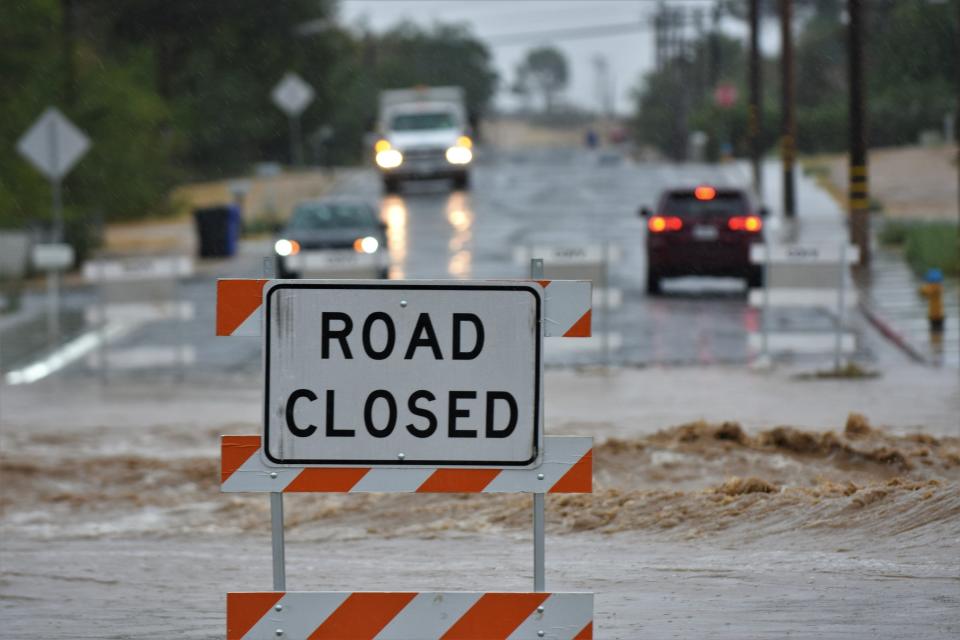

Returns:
484,20,656,45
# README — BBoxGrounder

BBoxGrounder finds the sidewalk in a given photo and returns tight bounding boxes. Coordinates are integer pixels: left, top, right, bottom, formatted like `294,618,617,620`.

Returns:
751,159,958,368
859,246,959,367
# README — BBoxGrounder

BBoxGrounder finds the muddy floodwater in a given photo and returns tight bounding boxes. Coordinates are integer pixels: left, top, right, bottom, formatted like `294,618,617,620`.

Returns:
1,369,959,638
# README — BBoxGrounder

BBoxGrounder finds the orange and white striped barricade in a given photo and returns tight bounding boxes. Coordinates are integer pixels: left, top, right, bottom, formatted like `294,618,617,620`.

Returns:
217,273,594,638
227,591,593,640
216,278,591,339
221,435,591,494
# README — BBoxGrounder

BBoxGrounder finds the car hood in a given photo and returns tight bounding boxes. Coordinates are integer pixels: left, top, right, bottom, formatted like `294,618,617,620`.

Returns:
278,227,380,249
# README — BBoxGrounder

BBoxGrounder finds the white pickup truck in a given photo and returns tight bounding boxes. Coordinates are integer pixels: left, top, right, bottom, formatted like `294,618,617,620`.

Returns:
373,86,473,192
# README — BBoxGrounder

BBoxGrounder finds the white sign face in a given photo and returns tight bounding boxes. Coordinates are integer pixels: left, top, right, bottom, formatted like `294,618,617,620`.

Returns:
82,255,193,282
31,243,74,271
17,107,91,181
264,281,543,468
513,244,620,266
271,73,315,117
750,244,860,265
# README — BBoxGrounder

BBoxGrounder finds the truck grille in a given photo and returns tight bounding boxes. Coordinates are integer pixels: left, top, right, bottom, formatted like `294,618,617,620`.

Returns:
403,147,446,162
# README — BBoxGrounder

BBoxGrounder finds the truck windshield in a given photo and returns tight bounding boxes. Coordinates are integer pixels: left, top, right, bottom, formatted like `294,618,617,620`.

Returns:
390,112,455,131
288,203,373,229
662,193,748,217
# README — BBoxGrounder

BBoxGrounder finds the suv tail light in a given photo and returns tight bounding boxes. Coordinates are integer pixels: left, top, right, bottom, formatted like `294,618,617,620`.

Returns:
649,216,683,232
728,216,763,232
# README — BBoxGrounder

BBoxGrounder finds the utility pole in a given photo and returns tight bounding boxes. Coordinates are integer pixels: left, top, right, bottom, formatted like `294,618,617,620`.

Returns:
61,0,76,106
848,0,869,265
780,0,796,218
748,0,763,199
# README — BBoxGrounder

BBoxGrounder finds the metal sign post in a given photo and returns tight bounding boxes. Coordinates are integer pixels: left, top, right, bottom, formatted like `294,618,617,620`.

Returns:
17,107,90,352
271,73,315,167
761,240,771,362
263,258,285,592
530,258,546,592
833,243,848,371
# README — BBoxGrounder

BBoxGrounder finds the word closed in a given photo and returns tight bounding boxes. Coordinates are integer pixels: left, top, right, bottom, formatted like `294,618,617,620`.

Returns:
264,282,543,467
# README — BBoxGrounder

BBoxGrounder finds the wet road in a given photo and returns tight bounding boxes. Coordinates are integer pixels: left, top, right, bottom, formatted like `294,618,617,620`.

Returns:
2,150,884,383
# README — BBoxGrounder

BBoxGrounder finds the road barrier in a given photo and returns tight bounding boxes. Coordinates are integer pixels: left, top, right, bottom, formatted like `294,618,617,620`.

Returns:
217,265,594,639
228,591,593,640
513,243,619,365
83,255,193,382
749,243,860,367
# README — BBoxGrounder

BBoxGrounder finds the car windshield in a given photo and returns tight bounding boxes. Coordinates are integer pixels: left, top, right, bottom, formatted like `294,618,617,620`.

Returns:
390,112,455,131
662,193,748,217
288,203,373,229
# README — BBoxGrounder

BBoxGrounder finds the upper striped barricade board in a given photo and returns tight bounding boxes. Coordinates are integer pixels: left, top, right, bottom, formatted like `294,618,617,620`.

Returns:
221,435,592,493
216,278,591,338
227,591,593,640
750,243,860,265
512,244,621,267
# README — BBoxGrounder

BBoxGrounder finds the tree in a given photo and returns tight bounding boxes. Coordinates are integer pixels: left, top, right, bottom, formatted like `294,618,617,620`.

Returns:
516,47,569,113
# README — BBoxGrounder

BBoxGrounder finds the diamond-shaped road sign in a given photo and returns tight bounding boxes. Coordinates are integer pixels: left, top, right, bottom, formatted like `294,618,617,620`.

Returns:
271,72,315,117
16,107,91,181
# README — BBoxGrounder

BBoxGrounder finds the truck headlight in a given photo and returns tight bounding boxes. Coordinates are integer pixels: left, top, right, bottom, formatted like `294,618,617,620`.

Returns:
445,146,472,165
376,149,403,169
354,236,379,254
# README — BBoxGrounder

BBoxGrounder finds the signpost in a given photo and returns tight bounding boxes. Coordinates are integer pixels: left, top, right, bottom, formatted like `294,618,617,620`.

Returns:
17,107,91,351
271,72,314,166
216,276,595,639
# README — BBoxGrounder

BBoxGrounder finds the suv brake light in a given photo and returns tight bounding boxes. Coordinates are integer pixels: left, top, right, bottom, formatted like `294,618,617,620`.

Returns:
728,216,763,232
649,216,683,232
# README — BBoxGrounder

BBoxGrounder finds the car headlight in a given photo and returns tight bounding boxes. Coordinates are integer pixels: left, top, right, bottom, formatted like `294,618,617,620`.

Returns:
354,236,379,254
376,149,403,169
445,145,472,165
274,239,300,256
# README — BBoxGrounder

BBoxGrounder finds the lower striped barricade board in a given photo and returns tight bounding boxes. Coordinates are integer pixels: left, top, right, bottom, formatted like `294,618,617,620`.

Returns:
221,436,592,494
227,591,594,640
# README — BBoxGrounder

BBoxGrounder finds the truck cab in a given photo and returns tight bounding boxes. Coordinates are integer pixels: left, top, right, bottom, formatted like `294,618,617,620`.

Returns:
374,87,473,193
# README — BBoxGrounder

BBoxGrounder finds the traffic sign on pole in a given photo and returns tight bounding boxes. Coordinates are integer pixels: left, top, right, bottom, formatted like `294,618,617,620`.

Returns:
272,73,314,166
16,107,90,182
271,73,314,117
16,106,91,352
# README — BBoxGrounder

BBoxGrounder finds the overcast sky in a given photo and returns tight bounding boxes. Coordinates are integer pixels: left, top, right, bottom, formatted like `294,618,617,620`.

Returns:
339,1,780,114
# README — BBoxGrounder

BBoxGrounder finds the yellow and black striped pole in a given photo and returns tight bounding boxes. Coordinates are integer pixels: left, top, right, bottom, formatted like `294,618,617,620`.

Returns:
848,0,870,266
780,0,796,218
748,0,763,198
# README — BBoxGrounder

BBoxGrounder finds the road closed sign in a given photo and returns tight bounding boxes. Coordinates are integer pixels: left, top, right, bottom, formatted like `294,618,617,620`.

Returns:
263,281,543,468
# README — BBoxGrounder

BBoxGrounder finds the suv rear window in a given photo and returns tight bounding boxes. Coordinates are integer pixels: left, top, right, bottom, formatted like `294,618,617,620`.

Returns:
662,193,747,216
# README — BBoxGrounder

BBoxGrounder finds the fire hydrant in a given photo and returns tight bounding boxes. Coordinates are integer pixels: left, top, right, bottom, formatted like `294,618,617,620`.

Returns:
919,268,945,332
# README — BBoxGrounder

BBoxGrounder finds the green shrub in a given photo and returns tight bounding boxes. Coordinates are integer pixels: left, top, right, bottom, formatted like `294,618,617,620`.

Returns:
878,220,910,246
904,222,959,276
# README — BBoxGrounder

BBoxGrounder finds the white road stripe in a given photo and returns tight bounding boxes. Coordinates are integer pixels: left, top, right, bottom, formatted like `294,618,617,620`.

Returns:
4,321,132,385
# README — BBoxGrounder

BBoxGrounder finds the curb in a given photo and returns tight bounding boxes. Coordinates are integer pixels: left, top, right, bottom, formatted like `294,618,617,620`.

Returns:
858,300,927,364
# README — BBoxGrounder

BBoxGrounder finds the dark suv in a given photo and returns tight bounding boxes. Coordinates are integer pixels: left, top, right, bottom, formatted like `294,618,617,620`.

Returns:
639,186,767,294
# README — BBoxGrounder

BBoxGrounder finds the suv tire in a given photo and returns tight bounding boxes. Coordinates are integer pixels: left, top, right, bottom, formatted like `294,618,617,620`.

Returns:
646,269,662,295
